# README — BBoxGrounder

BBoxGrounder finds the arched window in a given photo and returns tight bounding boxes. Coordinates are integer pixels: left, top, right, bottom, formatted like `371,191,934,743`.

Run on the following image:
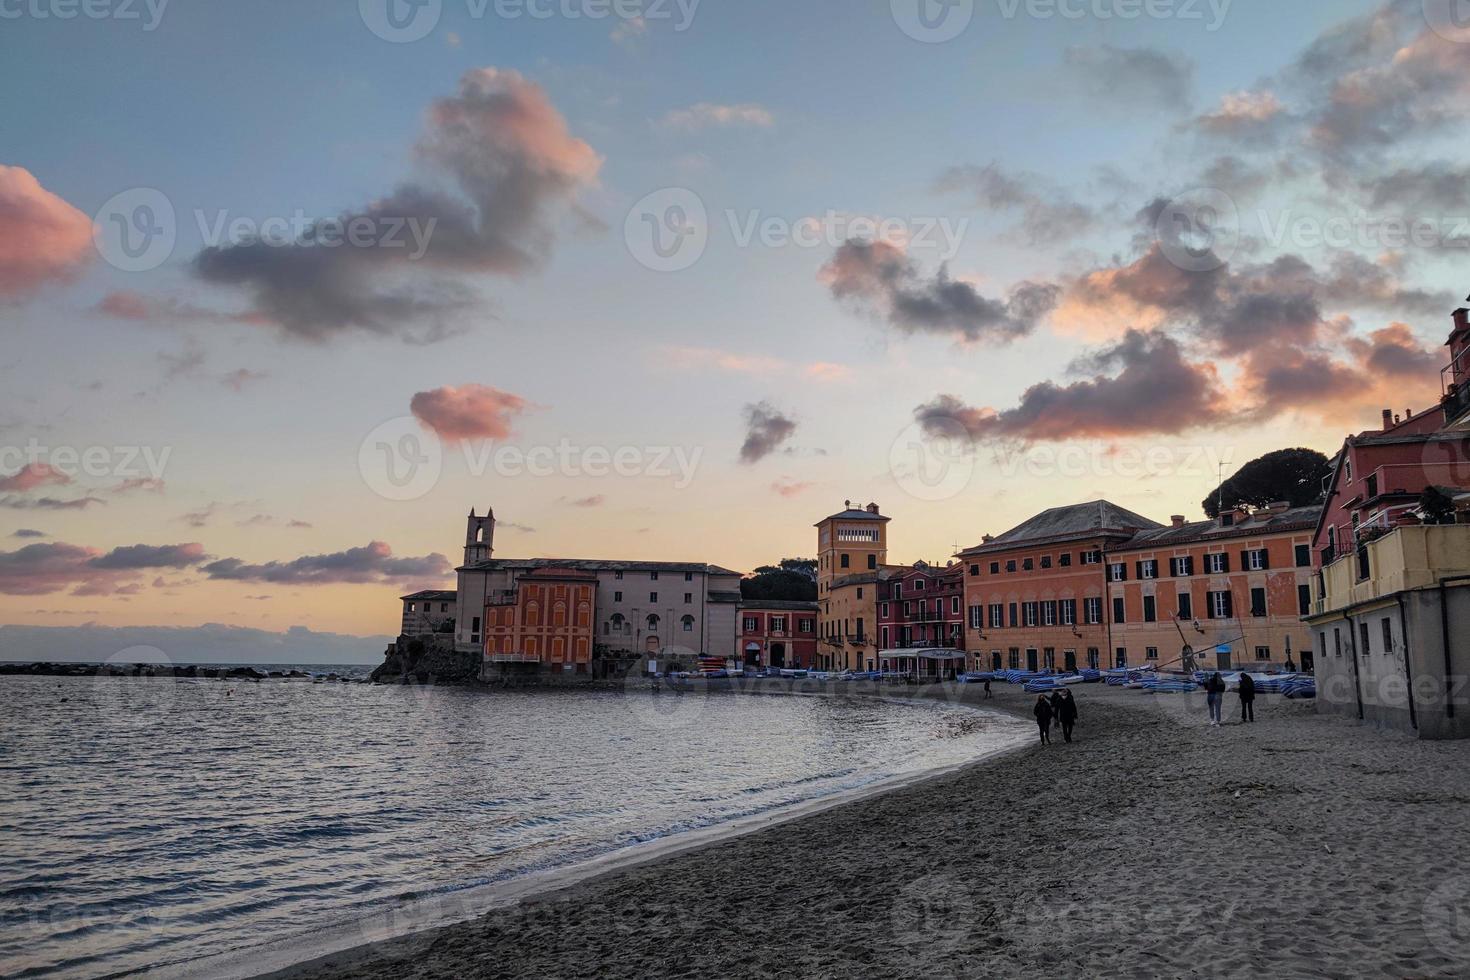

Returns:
681,615,695,632
646,614,660,632
610,613,626,634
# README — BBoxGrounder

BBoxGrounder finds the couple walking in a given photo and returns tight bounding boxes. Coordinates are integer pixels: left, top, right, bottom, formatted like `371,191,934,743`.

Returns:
1033,688,1078,744
1203,671,1256,726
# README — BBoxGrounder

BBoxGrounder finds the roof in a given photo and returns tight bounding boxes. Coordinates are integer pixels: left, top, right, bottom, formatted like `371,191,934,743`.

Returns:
1118,505,1323,551
960,500,1162,556
708,590,744,604
815,507,891,526
738,599,819,611
401,590,456,601
460,558,742,576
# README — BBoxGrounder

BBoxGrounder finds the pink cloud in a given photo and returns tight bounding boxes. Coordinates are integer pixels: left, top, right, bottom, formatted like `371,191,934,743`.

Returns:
804,362,853,383
772,479,814,498
410,384,528,442
0,166,92,300
0,463,71,492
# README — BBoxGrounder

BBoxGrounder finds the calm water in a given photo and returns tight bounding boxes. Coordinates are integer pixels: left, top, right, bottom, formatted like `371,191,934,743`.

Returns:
0,674,1025,978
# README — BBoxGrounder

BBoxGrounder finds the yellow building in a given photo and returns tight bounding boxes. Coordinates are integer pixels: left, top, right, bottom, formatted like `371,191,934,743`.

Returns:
815,502,889,672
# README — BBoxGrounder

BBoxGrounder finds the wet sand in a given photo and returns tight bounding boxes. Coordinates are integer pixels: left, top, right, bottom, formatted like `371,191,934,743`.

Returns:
275,682,1470,979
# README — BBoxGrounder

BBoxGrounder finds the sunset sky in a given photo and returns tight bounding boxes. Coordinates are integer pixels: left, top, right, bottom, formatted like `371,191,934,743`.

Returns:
2,0,1467,645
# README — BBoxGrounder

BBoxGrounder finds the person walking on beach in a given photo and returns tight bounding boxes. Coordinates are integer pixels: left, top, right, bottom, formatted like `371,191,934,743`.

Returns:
983,676,993,699
1033,694,1054,745
1239,672,1256,723
1058,688,1079,743
1205,672,1226,727
1048,689,1065,723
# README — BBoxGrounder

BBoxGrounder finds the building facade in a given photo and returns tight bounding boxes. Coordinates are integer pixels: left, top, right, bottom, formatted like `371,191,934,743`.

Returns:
1108,505,1320,671
484,567,597,674
738,600,819,670
877,562,966,654
959,501,1160,675
815,502,890,672
400,590,456,638
452,509,742,664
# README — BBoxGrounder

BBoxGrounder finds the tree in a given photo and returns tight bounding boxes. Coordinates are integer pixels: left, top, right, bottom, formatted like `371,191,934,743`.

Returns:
741,559,819,601
1418,486,1458,526
1202,448,1332,518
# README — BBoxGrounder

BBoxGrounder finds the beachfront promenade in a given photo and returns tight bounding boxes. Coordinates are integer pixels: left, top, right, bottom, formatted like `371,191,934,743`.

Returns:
283,683,1470,979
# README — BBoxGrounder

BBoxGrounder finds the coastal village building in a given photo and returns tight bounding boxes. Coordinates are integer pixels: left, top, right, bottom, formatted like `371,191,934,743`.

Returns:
877,562,966,653
399,590,456,638
484,567,597,674
738,600,818,670
452,509,743,670
815,502,891,672
1108,505,1321,672
958,501,1160,675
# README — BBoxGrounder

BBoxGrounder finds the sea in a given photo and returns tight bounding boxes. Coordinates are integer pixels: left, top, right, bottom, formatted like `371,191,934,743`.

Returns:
0,668,1028,978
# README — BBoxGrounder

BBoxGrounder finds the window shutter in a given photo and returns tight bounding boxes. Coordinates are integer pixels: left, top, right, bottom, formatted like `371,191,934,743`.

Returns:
1186,556,1195,576
1224,592,1235,618
1259,549,1270,570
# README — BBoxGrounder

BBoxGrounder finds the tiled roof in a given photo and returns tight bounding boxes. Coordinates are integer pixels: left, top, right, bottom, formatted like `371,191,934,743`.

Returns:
815,508,891,526
400,590,456,601
1120,505,1322,549
708,590,744,603
460,558,741,575
738,599,819,611
961,500,1162,555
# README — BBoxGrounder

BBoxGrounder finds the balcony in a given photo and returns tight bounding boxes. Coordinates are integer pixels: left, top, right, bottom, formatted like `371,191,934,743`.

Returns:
487,653,541,664
1315,524,1470,617
1445,378,1470,431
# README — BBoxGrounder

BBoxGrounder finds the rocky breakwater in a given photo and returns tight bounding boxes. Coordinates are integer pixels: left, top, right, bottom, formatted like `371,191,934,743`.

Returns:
370,636,482,686
0,663,347,681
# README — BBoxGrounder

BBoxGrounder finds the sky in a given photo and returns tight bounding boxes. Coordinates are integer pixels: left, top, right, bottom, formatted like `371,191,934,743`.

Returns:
2,0,1468,646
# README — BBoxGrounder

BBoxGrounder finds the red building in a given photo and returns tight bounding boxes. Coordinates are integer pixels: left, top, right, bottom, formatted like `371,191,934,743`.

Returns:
738,601,818,670
877,562,967,653
484,567,598,675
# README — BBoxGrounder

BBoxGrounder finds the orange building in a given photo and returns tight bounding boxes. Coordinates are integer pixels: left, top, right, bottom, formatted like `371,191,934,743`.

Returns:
815,502,891,672
484,567,597,675
1108,505,1320,671
958,501,1161,674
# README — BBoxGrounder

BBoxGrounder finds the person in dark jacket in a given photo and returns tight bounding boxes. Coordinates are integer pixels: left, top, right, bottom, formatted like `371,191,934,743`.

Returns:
1239,672,1256,723
1048,689,1065,723
1206,672,1226,726
983,676,993,699
1033,694,1054,744
1058,689,1079,742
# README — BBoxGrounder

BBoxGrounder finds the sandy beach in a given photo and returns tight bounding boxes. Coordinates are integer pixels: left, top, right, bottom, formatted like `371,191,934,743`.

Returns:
276,682,1470,980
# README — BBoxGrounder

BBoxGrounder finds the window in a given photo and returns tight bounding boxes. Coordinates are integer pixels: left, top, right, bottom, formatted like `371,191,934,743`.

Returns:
880,602,890,618
1298,584,1311,617
651,571,660,580
743,617,758,632
856,618,865,640
882,626,890,648
989,604,1004,629
970,565,980,577
650,592,658,603
1244,549,1268,571
1112,597,1126,624
1115,647,1127,667
684,593,693,604
615,571,624,580
1178,593,1193,620
1109,563,1127,582
647,614,660,631
1082,550,1102,565
969,606,984,630
1006,560,1018,573
1359,621,1371,657
1023,602,1039,627
1138,560,1158,580
1084,597,1102,625
1295,544,1311,568
682,615,695,632
1043,601,1057,626
1208,591,1233,619
1143,595,1157,623
1023,558,1034,571
685,571,694,582
1170,556,1194,577
841,554,850,569
800,618,814,633
1041,556,1053,569
903,601,913,617
1255,646,1271,660
1061,599,1077,626
1059,553,1073,567
1146,647,1159,660
914,578,926,591
1250,588,1267,617
868,555,877,570
1205,553,1229,574
614,591,623,603
951,596,961,615
1009,603,1019,628
1008,648,1021,670
1333,627,1342,657
407,603,416,613
770,616,787,632
1381,618,1393,654
856,588,864,600
990,562,1001,575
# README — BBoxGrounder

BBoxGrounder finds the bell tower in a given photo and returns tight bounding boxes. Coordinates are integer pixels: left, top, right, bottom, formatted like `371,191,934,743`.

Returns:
465,507,495,566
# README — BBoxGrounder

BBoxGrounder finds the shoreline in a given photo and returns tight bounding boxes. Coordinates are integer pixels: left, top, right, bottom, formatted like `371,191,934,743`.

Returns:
280,682,1470,979
155,686,1029,980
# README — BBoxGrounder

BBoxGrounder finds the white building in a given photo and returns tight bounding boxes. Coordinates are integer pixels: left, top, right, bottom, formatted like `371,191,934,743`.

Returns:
451,508,742,662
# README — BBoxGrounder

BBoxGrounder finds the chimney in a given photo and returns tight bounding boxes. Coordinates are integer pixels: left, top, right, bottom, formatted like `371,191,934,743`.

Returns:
1171,515,1186,528
1406,408,1414,419
982,534,995,544
1382,409,1394,431
866,502,880,515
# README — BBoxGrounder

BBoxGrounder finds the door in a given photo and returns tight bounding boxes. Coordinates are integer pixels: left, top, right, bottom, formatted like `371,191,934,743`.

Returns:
1064,650,1077,673
991,651,1002,671
1026,649,1039,672
770,643,786,669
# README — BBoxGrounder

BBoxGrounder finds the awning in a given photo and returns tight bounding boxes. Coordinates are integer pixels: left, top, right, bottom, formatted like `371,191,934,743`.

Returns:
878,648,967,661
